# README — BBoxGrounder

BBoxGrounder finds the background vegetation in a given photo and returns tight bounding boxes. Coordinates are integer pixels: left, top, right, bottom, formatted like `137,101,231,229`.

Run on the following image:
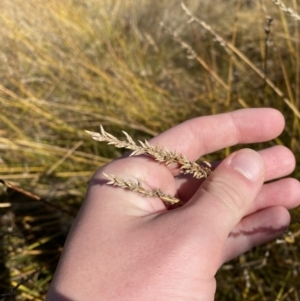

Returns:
0,0,300,299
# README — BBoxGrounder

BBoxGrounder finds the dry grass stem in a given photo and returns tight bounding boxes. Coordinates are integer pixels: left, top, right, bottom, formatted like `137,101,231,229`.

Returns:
180,2,300,119
272,0,300,21
3,0,300,297
86,126,212,178
103,173,180,204
160,21,249,109
160,22,229,91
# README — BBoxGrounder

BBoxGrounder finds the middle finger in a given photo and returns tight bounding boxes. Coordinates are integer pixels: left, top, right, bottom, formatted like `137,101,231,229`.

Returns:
175,145,295,202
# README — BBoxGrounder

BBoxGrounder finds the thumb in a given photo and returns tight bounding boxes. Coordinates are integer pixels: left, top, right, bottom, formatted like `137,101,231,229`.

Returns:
188,148,265,240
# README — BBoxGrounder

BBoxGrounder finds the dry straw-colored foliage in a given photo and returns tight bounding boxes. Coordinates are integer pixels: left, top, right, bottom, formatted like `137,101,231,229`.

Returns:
272,0,300,21
1,0,300,299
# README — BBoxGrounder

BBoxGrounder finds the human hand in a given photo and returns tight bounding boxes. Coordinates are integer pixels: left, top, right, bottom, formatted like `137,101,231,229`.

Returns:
46,108,300,301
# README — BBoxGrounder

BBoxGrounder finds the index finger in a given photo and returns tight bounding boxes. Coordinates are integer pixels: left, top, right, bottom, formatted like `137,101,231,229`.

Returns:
150,108,284,161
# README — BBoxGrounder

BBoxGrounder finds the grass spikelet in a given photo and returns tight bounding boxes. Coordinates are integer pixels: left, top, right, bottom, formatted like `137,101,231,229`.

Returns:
103,173,180,204
272,0,300,21
86,126,212,179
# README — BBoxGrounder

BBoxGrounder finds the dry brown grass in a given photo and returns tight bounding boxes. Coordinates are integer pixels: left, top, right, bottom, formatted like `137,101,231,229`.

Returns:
1,0,300,299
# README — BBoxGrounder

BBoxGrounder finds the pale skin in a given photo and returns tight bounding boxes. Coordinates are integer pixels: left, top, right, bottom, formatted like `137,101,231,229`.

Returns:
46,108,300,301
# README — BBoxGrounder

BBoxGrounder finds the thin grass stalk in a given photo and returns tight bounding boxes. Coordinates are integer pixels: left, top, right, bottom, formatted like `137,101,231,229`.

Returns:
181,2,300,119
291,0,300,153
160,22,228,91
272,0,300,21
224,0,241,158
225,0,241,109
160,21,249,109
277,4,296,58
263,16,273,105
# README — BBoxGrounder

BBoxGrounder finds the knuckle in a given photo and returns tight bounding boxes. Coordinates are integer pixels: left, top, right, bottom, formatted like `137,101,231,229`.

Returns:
203,175,249,213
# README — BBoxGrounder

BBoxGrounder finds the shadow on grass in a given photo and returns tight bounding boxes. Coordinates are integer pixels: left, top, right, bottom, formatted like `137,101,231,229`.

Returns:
0,207,11,300
0,182,78,300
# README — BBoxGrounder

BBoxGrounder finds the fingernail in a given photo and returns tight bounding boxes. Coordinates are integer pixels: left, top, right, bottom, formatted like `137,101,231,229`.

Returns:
229,149,264,182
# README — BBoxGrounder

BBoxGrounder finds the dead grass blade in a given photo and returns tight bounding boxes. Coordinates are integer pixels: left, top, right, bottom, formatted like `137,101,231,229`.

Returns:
181,1,300,119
